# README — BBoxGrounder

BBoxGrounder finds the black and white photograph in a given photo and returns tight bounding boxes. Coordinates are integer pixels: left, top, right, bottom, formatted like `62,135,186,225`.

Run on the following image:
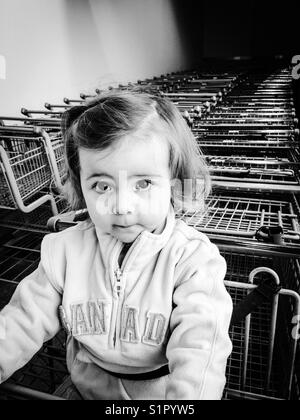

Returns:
0,0,299,404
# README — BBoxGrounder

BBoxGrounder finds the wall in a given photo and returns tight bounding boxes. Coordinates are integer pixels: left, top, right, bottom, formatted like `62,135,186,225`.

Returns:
1,0,298,116
203,0,299,59
0,0,199,116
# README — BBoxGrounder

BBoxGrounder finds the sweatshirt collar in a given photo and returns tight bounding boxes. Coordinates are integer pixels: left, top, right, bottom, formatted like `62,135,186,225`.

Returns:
95,205,176,272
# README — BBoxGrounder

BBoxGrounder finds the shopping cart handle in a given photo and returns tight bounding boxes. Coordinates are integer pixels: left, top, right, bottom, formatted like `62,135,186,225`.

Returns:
0,382,65,400
21,107,30,117
47,209,89,232
230,282,281,327
47,214,69,232
230,270,281,327
254,277,282,300
255,226,284,244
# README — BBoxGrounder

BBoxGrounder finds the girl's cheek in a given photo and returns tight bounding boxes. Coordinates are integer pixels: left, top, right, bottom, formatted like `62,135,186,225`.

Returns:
139,190,170,217
95,195,113,216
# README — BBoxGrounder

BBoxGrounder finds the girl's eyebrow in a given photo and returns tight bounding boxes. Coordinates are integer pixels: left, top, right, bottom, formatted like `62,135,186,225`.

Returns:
130,174,163,178
86,173,113,181
86,173,162,181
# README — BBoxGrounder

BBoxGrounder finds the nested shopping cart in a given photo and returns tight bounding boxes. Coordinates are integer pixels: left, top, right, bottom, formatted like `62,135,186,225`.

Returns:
0,230,46,288
0,228,68,400
0,330,68,400
194,124,299,141
206,149,300,186
224,273,299,400
197,134,297,149
220,244,300,400
20,108,63,119
178,189,300,246
0,116,65,188
0,125,65,215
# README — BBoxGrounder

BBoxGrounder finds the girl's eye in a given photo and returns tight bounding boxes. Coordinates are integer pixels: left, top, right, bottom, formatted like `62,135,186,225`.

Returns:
94,181,112,194
135,179,152,191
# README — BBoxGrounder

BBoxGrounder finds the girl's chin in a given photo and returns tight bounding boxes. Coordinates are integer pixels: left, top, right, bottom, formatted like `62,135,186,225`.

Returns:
113,233,139,243
111,226,141,242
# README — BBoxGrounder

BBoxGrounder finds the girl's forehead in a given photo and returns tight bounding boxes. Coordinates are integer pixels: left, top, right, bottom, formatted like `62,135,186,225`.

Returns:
79,133,170,177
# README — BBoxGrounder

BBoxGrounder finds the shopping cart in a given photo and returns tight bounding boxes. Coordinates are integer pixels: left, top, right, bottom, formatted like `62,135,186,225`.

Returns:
0,229,68,400
0,244,299,400
207,154,300,186
0,61,299,400
177,190,300,247
0,236,41,285
0,331,68,400
0,116,62,134
224,273,300,400
221,245,300,400
21,108,63,119
0,198,69,234
195,123,298,138
44,103,71,111
0,126,59,215
196,129,298,147
63,97,85,105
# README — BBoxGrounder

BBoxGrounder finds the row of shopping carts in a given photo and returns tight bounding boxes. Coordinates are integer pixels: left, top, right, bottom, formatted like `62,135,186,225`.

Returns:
188,66,300,400
0,59,300,400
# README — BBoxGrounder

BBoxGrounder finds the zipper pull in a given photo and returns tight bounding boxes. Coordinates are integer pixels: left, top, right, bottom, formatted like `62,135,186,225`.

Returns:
114,268,123,295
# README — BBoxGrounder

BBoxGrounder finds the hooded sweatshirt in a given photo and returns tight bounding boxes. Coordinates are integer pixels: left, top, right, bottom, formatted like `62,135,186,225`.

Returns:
0,206,233,400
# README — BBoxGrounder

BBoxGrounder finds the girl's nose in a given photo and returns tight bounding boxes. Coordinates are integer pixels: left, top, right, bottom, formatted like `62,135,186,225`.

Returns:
113,190,135,215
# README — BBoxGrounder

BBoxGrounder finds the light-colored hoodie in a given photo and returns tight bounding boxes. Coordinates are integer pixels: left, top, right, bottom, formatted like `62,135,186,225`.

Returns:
0,206,233,400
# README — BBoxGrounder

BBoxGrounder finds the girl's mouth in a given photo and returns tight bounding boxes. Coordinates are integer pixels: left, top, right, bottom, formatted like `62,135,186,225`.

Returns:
114,224,134,229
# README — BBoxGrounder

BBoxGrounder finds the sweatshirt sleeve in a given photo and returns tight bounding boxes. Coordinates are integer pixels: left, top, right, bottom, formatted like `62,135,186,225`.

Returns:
0,235,62,384
166,238,233,400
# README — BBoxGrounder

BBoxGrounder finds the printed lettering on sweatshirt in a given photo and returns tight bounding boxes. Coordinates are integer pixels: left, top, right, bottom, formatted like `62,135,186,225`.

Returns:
59,302,168,346
71,300,110,336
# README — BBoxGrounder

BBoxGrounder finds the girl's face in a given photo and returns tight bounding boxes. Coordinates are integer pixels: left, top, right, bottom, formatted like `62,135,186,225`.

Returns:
79,132,172,243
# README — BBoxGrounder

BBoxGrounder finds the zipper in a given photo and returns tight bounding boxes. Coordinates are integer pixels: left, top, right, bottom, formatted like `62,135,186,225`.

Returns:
111,236,143,348
112,265,123,347
114,267,123,296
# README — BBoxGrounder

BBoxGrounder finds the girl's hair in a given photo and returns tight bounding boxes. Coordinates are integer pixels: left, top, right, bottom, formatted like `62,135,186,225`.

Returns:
61,88,211,212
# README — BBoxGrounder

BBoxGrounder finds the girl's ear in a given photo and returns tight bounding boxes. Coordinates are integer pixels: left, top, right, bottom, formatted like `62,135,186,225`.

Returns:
61,106,87,136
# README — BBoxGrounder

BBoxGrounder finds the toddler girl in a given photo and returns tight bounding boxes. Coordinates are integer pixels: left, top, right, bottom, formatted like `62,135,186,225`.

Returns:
0,89,233,400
